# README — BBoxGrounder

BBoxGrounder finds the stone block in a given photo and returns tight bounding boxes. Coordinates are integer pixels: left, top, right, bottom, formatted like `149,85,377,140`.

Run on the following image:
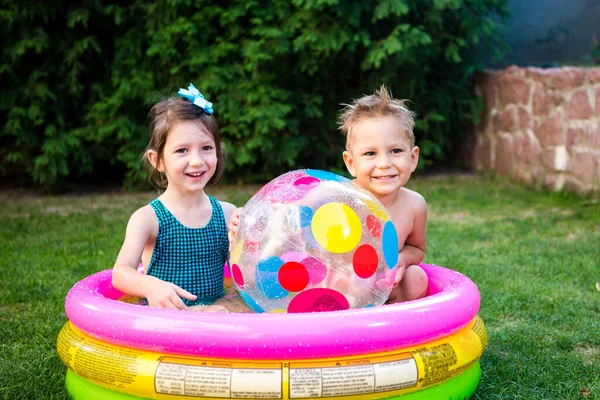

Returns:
567,127,590,148
554,145,568,171
515,132,540,165
570,150,599,185
541,148,556,170
547,68,586,90
536,113,565,146
588,69,600,83
479,137,493,170
498,74,531,106
533,84,550,115
495,108,517,133
532,84,564,116
495,135,513,175
518,107,532,130
568,90,593,120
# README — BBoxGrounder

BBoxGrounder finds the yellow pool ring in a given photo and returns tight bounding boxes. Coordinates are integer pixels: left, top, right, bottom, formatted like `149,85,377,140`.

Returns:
57,317,487,400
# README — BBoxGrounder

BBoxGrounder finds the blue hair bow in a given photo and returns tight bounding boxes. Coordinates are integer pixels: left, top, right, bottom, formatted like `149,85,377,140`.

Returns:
178,83,214,114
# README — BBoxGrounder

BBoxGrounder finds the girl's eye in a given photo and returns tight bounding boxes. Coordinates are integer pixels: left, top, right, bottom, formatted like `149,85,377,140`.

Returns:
202,145,214,151
175,148,188,154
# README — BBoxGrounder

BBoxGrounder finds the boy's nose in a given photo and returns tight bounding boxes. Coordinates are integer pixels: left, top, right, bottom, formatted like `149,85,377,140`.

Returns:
377,154,392,168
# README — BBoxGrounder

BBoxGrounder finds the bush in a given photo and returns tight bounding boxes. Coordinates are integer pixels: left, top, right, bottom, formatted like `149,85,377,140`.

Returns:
1,0,509,190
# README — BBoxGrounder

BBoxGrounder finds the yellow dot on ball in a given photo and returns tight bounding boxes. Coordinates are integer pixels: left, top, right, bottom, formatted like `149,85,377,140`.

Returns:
312,203,362,253
230,240,243,264
267,309,286,314
364,199,390,221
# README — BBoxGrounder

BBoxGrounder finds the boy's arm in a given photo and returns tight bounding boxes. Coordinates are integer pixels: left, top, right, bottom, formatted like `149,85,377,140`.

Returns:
397,197,427,269
111,206,196,309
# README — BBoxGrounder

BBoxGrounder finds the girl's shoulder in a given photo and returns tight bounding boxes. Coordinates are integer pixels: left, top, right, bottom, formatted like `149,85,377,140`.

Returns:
216,200,237,224
127,204,159,234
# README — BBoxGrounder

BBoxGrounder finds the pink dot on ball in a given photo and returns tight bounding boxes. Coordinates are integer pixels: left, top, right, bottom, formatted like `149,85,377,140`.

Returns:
353,244,379,279
278,262,309,292
232,264,245,288
366,215,382,237
303,256,327,285
293,176,320,191
243,240,260,253
287,288,350,313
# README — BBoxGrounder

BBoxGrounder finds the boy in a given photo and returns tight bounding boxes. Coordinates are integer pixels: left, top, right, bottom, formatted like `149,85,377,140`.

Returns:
228,85,427,304
338,85,428,303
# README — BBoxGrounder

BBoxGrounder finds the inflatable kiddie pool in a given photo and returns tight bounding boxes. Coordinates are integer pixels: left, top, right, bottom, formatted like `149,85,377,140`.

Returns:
57,263,488,400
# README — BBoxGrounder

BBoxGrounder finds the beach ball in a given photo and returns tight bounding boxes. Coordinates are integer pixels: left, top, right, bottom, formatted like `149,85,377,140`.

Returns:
229,169,399,313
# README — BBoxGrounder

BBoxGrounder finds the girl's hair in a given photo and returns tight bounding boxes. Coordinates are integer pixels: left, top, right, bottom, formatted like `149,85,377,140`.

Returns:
337,85,416,148
144,97,225,189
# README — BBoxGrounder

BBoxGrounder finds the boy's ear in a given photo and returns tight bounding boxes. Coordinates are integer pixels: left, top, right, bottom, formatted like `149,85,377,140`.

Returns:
147,150,164,172
343,150,357,177
410,146,419,172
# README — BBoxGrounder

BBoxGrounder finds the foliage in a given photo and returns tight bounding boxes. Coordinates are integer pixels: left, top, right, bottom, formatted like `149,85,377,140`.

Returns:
1,0,510,190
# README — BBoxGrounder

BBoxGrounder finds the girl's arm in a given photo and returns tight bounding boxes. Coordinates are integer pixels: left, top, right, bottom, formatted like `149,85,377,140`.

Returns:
219,201,238,227
112,206,197,309
219,201,240,246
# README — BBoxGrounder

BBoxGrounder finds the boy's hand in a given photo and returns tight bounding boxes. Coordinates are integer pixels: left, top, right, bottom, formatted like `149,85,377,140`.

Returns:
392,265,406,288
144,278,197,310
228,207,242,249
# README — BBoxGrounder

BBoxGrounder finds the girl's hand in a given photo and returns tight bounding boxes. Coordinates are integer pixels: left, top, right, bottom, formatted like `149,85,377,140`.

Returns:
144,278,197,310
228,207,242,249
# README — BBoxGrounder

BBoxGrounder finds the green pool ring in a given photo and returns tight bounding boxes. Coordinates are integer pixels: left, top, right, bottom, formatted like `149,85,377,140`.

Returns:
66,361,481,400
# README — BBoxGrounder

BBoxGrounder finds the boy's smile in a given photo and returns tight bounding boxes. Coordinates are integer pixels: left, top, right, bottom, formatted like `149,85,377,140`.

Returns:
343,115,419,203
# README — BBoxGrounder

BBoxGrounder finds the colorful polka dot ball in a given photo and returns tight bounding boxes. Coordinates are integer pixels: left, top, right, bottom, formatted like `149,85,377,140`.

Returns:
228,169,399,313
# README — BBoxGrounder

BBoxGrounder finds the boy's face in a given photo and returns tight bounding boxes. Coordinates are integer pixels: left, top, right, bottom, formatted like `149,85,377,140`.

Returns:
342,115,418,201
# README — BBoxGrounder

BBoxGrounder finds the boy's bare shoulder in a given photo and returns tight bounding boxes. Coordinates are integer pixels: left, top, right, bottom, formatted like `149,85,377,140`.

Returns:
401,187,427,211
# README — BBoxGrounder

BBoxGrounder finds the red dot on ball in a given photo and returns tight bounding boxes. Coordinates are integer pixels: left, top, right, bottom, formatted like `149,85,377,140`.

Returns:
232,264,245,288
366,215,382,237
278,262,309,292
353,244,378,279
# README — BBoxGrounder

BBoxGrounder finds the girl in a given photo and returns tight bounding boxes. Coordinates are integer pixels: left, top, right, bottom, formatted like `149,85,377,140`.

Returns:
112,83,237,310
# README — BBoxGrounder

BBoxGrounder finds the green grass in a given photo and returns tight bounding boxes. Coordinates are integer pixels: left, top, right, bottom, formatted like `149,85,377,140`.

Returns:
0,175,598,400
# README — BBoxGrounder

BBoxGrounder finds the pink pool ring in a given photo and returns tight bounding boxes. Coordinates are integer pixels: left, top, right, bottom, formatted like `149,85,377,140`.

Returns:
64,263,479,360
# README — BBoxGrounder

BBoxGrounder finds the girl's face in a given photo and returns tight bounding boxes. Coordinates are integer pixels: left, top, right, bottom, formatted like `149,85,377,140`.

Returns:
149,120,218,194
342,115,418,202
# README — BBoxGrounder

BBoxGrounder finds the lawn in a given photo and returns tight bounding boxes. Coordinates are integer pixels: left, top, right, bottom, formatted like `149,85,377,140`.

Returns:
0,174,598,400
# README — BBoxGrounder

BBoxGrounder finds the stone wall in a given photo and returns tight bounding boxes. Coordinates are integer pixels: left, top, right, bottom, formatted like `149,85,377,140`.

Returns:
469,66,600,194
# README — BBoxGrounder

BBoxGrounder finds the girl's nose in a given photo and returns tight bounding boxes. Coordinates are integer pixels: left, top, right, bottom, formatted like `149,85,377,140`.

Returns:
188,152,204,166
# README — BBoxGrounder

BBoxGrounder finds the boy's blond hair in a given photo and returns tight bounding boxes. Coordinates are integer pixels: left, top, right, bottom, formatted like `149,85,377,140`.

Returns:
338,85,416,149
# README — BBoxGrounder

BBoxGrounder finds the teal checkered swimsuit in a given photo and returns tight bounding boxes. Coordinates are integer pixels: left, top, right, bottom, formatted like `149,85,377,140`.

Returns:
147,197,228,306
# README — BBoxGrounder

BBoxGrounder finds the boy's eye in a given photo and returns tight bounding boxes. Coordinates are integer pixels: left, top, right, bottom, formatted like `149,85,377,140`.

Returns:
391,148,402,154
364,151,376,156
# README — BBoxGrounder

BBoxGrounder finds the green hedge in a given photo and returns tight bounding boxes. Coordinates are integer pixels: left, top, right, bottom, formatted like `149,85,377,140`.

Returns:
1,0,509,191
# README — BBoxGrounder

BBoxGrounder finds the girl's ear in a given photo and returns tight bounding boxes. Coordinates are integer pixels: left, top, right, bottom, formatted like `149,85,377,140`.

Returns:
147,150,164,172
410,146,420,172
343,150,357,177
